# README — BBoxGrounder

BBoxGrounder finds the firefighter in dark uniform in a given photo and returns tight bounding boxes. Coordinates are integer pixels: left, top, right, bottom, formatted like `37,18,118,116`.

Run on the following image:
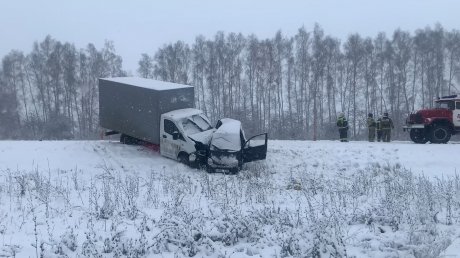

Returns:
380,112,394,142
336,112,349,142
367,113,376,142
376,117,382,142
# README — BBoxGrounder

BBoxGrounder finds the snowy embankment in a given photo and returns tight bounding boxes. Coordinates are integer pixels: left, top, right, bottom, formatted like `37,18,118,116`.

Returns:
0,140,460,257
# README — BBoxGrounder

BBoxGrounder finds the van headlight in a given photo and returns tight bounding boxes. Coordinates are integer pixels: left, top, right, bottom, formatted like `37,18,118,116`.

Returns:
189,154,196,162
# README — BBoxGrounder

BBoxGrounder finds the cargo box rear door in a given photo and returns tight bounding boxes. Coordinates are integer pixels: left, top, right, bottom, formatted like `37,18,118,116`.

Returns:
243,133,268,163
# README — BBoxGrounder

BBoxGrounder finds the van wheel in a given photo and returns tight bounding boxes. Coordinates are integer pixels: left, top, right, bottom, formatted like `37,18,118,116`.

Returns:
196,161,207,170
230,167,239,174
120,134,131,144
178,153,190,166
120,134,139,145
429,125,451,144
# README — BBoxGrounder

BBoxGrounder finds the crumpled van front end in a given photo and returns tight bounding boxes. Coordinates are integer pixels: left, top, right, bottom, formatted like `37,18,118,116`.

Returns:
207,118,244,173
207,118,269,173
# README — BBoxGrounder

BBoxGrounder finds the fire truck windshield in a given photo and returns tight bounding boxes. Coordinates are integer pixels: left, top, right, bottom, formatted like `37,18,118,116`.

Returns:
435,101,454,110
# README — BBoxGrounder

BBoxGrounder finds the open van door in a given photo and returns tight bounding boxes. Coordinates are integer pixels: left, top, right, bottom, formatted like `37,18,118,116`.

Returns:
243,133,268,162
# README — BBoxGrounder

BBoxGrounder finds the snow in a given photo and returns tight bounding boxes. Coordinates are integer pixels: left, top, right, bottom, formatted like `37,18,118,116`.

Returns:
267,140,460,178
187,129,215,145
100,77,193,91
211,118,242,151
442,238,460,257
1,140,460,257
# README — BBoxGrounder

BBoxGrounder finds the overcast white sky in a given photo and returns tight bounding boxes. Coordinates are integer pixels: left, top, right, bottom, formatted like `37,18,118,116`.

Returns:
2,0,459,74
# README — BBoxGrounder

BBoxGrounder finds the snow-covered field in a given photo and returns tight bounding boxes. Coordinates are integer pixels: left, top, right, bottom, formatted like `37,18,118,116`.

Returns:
1,140,460,257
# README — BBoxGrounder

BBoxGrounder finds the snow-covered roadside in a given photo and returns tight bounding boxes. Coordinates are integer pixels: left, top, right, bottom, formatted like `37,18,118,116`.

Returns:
0,140,179,174
268,140,460,179
2,140,459,178
0,140,459,257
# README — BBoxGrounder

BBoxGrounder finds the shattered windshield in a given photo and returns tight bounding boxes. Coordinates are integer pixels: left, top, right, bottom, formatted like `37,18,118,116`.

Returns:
182,114,213,135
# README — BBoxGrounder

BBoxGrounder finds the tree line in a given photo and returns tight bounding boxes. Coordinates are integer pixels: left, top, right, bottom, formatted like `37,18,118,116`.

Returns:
0,36,126,139
140,24,460,140
1,24,459,140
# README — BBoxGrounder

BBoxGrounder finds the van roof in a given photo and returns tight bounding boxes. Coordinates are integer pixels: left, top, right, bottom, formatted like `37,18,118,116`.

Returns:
100,77,193,91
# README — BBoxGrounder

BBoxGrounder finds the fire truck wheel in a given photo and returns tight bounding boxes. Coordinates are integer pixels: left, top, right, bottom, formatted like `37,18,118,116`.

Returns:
429,125,451,144
409,129,428,144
